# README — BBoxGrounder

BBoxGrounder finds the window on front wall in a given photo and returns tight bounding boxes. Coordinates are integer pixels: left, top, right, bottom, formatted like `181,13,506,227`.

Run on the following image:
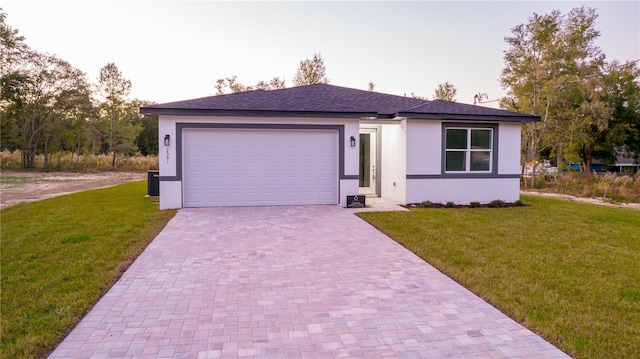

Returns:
445,127,493,172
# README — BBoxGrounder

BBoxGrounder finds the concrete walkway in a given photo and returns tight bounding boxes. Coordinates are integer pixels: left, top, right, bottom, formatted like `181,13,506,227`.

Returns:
50,206,568,358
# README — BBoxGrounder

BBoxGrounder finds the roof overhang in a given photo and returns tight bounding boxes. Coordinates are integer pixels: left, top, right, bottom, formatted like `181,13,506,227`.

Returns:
396,112,541,122
140,107,377,119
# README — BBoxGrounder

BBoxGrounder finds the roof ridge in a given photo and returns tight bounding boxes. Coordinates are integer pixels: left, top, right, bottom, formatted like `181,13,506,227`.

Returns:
398,98,431,112
277,83,374,112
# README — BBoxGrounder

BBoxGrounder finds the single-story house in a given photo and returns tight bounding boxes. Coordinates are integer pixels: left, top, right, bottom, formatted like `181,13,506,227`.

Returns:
140,84,539,209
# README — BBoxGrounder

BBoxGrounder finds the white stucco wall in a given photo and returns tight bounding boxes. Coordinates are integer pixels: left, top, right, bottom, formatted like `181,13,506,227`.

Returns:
158,118,178,178
157,115,359,209
158,181,182,210
405,121,441,175
406,177,521,204
380,121,407,203
497,122,522,174
401,119,523,205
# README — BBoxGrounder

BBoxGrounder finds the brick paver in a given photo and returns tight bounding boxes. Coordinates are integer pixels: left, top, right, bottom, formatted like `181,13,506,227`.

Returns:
50,206,568,358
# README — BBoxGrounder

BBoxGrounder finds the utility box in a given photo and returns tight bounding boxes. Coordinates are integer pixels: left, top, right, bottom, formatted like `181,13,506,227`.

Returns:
147,170,160,197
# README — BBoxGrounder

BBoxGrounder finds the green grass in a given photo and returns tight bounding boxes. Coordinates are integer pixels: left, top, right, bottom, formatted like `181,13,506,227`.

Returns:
359,196,640,359
1,181,176,358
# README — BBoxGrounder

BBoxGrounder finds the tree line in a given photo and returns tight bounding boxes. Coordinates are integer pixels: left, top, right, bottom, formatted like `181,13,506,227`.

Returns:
0,11,157,169
499,6,640,185
214,52,330,94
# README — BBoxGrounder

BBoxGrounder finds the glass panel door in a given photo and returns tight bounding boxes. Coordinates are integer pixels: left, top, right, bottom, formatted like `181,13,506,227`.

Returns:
359,129,377,195
359,133,370,187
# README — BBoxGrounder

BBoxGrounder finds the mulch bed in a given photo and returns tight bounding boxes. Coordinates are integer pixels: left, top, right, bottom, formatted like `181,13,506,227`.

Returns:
403,201,527,209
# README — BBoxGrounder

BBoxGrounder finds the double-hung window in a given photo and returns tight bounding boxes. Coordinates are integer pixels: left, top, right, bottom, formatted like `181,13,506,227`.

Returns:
444,126,494,173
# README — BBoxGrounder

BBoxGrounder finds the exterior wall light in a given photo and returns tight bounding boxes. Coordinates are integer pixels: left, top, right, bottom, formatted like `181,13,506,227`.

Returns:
164,134,170,146
350,136,356,147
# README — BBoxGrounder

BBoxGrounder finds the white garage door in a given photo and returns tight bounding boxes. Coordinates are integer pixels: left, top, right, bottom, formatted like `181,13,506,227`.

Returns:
183,129,338,207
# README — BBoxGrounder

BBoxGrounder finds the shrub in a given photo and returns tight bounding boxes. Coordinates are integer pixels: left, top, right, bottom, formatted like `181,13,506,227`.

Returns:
524,170,640,203
445,201,456,208
514,199,525,207
0,150,158,172
420,201,433,208
534,176,548,189
0,150,22,169
470,201,481,208
489,199,506,208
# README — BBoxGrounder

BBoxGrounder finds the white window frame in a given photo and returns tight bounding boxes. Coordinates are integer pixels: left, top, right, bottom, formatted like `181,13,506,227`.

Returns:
443,125,495,174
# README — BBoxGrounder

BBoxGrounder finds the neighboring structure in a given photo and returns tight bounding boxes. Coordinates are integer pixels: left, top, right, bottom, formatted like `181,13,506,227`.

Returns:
140,84,539,209
569,153,640,174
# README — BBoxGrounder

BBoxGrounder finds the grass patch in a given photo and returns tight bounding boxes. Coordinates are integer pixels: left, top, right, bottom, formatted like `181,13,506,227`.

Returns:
0,181,176,358
359,195,640,359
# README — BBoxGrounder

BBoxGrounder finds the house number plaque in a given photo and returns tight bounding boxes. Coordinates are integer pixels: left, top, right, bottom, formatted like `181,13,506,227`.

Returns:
346,195,366,208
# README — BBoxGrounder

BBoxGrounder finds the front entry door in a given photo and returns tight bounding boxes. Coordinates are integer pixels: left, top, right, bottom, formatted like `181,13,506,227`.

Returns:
359,129,377,196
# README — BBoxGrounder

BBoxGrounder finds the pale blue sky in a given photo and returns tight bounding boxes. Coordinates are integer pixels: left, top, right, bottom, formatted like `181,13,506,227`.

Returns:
3,1,639,108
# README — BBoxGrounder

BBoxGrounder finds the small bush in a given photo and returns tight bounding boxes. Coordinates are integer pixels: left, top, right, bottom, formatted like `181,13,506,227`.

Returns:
420,201,433,208
470,201,481,208
514,199,525,207
534,176,547,189
445,201,456,208
489,199,506,208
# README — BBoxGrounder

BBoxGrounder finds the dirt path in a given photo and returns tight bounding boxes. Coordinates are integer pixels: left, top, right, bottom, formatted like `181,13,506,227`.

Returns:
0,171,147,209
521,190,640,210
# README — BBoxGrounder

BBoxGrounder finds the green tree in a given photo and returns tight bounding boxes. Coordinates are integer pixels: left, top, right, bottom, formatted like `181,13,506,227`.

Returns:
65,91,98,160
256,77,285,91
215,76,285,94
0,9,29,151
500,9,561,185
0,9,27,77
215,75,251,94
131,99,158,156
2,49,92,168
214,53,329,94
598,61,640,165
292,52,329,86
96,63,135,168
433,81,457,101
498,6,627,178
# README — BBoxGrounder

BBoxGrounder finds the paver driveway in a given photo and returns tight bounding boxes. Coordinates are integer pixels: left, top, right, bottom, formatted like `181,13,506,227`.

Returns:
50,206,568,358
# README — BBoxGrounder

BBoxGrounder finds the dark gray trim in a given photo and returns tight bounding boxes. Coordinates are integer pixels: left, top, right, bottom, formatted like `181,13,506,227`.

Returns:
159,175,180,181
407,174,520,179
342,175,359,180
397,112,540,123
441,123,499,177
160,123,351,184
140,108,376,119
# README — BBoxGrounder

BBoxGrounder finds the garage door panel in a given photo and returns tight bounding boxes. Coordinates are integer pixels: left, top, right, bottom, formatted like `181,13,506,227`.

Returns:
183,129,338,207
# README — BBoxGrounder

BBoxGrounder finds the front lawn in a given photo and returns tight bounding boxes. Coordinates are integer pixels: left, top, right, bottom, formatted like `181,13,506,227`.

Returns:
1,181,176,358
359,195,640,359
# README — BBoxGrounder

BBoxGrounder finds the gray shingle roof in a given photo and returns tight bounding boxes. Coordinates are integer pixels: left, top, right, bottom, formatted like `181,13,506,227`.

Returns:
141,83,539,122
